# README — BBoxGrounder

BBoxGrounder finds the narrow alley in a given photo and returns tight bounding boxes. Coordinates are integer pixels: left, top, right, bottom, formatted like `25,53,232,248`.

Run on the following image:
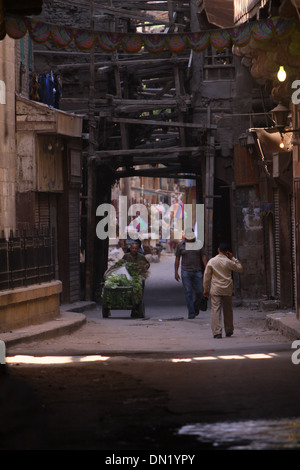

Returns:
1,0,300,455
3,252,300,451
6,252,294,354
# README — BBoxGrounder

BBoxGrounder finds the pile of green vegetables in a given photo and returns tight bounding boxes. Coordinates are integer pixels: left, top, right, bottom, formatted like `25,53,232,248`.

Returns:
102,260,143,308
104,274,132,289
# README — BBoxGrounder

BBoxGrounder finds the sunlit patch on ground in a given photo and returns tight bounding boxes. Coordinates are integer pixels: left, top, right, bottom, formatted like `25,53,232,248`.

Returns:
5,355,110,365
5,351,278,365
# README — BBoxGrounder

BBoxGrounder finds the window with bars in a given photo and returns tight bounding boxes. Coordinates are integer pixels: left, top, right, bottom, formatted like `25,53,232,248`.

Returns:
203,45,235,81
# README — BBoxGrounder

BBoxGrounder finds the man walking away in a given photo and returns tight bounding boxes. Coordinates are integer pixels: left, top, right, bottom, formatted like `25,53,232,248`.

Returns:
203,242,243,338
175,228,207,319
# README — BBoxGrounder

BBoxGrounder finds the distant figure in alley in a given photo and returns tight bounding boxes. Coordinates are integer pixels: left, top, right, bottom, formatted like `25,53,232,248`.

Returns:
174,228,207,319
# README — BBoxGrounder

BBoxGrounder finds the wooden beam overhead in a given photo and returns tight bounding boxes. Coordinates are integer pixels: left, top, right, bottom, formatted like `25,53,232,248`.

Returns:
106,116,216,130
56,56,188,70
95,146,202,158
115,167,198,178
93,6,158,23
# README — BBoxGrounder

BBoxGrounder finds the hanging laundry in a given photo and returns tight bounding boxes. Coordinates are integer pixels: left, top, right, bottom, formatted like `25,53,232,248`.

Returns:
35,71,61,108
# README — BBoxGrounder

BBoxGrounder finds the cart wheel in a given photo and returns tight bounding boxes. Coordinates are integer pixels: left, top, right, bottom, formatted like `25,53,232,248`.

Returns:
131,301,145,318
102,306,110,318
131,308,138,318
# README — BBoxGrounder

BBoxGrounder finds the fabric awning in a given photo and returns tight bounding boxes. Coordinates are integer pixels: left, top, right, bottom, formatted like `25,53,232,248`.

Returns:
4,14,299,53
0,0,43,39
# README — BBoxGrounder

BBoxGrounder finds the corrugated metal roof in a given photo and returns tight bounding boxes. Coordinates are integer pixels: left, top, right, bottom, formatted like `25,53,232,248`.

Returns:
234,0,267,24
203,0,234,28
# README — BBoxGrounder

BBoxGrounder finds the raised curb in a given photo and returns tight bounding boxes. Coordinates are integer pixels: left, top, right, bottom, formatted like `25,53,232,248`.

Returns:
0,302,94,346
1,311,86,347
266,311,300,341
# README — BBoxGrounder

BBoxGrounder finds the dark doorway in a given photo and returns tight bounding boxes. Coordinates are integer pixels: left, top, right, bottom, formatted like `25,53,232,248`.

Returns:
212,178,232,256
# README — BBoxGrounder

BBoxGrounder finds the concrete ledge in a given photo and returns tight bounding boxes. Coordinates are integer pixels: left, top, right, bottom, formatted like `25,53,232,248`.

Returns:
1,311,86,347
266,312,300,341
0,281,62,333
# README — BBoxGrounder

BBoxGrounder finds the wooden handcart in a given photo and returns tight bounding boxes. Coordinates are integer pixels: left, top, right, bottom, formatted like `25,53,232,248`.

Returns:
101,284,145,318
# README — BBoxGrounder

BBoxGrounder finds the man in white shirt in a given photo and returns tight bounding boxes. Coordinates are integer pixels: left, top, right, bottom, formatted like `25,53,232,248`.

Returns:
203,242,243,338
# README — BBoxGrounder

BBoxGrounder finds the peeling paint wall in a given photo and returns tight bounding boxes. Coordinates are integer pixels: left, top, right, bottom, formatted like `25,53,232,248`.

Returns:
242,207,262,231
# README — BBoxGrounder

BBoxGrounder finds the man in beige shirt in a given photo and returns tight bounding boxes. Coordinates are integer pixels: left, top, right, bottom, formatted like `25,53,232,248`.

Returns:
203,242,243,338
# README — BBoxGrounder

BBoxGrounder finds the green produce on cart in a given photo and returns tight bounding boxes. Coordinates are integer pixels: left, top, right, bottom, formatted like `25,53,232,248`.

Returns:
101,259,147,317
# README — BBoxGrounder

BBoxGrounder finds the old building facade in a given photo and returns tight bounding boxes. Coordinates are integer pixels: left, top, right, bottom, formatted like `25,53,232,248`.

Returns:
0,1,84,332
231,0,300,317
24,0,297,309
1,0,300,326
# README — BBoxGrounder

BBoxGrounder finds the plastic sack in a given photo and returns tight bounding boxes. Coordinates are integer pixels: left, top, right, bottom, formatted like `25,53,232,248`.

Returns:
106,265,133,281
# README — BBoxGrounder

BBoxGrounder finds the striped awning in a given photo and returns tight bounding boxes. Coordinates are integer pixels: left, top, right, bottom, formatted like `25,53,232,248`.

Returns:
3,14,299,54
0,0,43,39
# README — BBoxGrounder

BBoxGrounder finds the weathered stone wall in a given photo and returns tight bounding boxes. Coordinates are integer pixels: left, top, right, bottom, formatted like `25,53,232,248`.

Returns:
0,37,16,236
0,32,34,236
235,186,265,299
191,41,269,299
15,32,32,99
0,280,62,332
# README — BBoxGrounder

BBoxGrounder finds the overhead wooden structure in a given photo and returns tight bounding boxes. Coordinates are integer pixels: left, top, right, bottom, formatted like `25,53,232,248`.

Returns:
86,0,203,298
30,0,215,299
26,0,211,181
86,0,202,180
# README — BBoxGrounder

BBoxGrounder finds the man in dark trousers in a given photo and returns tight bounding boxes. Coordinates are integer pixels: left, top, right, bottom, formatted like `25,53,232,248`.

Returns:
175,228,207,319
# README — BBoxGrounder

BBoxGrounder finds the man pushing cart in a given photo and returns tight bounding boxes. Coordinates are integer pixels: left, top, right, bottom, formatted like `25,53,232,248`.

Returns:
102,242,150,318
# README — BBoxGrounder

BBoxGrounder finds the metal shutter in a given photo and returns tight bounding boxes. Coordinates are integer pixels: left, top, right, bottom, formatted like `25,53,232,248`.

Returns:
273,188,280,298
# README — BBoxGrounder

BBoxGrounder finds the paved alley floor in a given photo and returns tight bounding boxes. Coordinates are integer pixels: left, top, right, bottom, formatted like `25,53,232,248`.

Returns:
2,254,300,451
5,253,294,358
